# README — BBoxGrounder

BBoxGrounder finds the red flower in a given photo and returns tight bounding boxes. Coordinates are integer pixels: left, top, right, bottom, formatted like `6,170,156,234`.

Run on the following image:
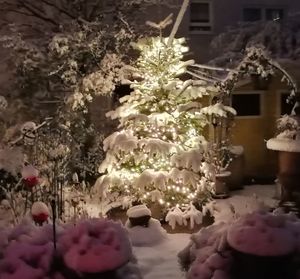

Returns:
32,212,49,225
23,176,39,188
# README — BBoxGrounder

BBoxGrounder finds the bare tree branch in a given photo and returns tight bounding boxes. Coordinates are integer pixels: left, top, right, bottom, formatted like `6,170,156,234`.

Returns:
39,0,76,20
17,0,59,27
87,0,103,21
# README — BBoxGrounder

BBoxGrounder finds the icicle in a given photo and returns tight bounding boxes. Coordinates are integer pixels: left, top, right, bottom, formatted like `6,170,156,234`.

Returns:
167,0,190,47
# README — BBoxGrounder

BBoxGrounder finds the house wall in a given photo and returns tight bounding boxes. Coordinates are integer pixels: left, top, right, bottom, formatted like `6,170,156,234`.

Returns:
231,76,290,180
170,0,300,62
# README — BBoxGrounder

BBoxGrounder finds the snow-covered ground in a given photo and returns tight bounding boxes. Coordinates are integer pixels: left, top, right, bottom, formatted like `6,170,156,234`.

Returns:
132,184,279,279
209,184,278,222
133,233,190,279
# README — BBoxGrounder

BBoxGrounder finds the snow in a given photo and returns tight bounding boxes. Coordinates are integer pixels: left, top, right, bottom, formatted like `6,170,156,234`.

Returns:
0,218,139,278
60,219,132,273
31,202,50,216
179,209,300,278
200,103,237,118
21,165,39,179
166,206,187,229
227,212,296,256
126,218,167,246
133,233,190,279
0,147,24,176
215,171,231,178
229,145,244,156
183,203,203,229
203,185,278,223
267,137,300,152
127,205,151,218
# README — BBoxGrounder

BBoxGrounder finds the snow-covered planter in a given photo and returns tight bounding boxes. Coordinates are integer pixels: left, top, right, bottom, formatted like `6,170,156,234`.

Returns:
266,112,300,201
179,210,300,279
127,204,152,227
125,205,167,246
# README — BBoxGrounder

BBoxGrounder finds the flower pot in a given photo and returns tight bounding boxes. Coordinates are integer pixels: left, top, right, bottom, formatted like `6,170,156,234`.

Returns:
267,138,300,202
278,151,300,201
129,215,151,227
231,249,296,279
127,204,152,227
213,171,231,198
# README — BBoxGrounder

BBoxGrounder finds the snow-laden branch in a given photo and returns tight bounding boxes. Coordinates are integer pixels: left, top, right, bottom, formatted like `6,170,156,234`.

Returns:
190,63,239,73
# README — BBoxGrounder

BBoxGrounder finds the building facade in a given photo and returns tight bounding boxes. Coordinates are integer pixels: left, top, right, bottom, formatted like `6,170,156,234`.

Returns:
160,0,300,181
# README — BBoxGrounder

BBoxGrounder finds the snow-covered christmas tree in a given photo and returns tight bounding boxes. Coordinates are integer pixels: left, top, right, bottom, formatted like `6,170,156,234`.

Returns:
94,2,222,216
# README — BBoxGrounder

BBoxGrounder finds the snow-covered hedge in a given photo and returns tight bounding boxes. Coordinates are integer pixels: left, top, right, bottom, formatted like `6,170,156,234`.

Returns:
179,210,300,279
0,218,141,279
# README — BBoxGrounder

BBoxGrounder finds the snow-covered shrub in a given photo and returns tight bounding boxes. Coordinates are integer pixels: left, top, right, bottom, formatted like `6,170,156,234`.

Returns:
276,114,300,140
267,109,300,152
0,218,141,279
179,210,300,279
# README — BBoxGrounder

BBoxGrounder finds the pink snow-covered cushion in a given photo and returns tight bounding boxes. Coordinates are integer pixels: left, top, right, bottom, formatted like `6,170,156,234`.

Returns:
60,219,132,273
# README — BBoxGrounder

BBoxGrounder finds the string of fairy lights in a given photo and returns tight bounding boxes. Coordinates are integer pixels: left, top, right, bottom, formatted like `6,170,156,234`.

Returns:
101,37,212,208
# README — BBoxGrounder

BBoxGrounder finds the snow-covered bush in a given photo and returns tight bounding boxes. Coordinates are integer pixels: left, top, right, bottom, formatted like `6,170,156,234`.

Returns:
276,114,300,140
267,107,300,152
210,13,300,67
0,218,141,279
179,209,300,279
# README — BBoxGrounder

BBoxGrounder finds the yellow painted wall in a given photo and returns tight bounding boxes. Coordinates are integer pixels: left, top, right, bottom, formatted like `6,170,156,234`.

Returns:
231,76,289,179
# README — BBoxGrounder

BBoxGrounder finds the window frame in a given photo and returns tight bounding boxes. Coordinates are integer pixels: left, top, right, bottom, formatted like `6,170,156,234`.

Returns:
242,6,285,22
189,0,213,34
231,91,264,119
276,90,295,116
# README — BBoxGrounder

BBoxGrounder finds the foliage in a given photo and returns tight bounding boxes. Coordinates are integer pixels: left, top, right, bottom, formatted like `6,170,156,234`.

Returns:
210,13,300,67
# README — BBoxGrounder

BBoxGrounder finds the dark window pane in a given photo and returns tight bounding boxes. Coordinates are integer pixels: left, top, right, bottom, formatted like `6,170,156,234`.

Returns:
281,93,294,115
266,9,284,21
232,94,260,116
243,8,262,22
190,3,210,23
189,25,211,32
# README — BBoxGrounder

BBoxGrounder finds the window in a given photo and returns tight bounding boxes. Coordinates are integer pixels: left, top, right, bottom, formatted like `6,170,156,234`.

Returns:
280,93,294,115
243,7,284,22
243,8,262,22
190,1,212,33
266,9,284,21
232,93,261,117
